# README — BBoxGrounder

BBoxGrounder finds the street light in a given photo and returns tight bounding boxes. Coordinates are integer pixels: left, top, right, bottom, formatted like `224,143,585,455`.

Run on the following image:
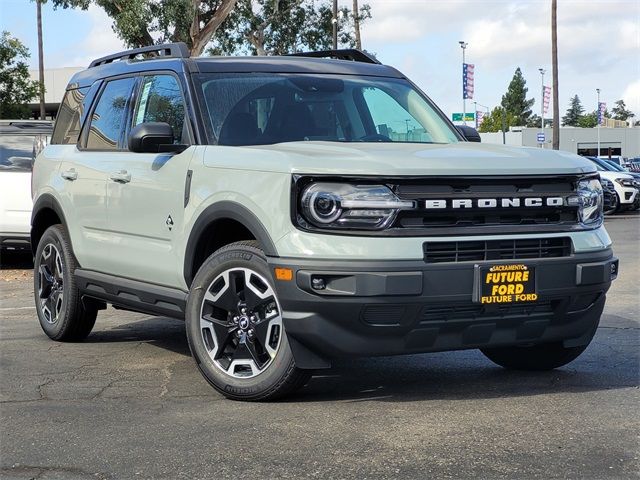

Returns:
596,88,601,158
459,41,468,125
539,68,546,148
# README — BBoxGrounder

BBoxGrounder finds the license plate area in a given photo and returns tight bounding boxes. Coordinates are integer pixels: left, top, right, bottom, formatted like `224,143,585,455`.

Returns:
474,263,538,304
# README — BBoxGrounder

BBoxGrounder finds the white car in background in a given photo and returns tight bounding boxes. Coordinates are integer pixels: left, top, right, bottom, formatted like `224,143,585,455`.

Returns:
0,121,52,251
587,158,639,211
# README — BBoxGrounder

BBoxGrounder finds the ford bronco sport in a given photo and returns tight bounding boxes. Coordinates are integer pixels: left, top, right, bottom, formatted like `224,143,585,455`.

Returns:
31,43,618,400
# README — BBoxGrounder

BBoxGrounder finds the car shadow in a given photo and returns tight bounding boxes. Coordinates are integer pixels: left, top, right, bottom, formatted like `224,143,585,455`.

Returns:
0,250,33,269
85,315,640,403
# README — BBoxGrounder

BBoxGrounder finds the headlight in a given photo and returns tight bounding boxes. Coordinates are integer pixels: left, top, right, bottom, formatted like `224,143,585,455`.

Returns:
615,177,635,187
300,183,413,230
573,178,603,227
600,178,613,189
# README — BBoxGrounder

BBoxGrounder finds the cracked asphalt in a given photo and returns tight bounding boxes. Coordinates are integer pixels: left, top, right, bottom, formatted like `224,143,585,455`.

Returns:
1,216,638,479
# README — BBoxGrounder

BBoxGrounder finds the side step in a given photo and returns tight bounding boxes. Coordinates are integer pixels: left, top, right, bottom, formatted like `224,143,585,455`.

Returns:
74,269,187,319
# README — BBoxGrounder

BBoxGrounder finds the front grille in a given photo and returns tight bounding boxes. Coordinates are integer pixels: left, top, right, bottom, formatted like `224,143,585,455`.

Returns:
420,301,554,324
423,237,572,263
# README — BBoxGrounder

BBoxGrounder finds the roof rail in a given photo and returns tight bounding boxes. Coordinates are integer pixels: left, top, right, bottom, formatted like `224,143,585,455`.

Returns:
89,42,190,68
287,49,381,65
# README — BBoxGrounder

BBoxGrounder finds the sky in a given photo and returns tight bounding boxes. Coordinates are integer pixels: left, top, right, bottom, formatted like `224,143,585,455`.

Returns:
1,0,639,121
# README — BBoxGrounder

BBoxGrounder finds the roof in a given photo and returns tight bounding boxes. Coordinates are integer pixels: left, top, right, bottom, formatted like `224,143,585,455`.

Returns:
68,51,404,89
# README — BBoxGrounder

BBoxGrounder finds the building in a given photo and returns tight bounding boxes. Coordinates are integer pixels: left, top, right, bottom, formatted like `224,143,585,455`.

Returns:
28,67,83,119
480,126,640,158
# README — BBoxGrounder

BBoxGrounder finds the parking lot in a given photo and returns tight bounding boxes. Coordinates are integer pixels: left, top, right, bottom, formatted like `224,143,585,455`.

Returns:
1,214,638,479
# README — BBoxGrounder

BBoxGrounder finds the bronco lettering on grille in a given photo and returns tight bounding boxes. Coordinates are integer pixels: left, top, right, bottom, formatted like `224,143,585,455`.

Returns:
423,197,565,209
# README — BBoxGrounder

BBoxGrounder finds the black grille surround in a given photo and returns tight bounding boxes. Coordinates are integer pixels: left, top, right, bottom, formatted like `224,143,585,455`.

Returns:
292,174,599,236
423,237,572,263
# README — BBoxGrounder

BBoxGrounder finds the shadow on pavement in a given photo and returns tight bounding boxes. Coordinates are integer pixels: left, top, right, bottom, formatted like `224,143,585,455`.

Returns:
0,250,33,270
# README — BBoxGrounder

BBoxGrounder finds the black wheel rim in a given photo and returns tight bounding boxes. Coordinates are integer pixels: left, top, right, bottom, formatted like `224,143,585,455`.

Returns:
37,243,65,324
199,267,282,379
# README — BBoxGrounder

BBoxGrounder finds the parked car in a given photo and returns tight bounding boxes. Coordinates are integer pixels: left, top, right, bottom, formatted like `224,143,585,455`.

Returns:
0,121,52,251
600,177,618,215
31,44,618,400
586,157,639,211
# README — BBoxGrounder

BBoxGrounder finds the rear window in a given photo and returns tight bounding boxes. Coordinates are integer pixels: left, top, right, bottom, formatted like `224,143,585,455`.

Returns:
0,135,38,172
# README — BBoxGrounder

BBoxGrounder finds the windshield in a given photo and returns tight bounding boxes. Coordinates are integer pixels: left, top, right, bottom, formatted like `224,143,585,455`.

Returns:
194,73,460,146
0,135,37,172
603,160,625,172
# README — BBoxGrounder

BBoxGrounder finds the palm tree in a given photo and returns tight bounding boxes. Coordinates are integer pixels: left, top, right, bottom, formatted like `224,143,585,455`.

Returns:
551,0,559,150
36,0,45,119
353,0,362,50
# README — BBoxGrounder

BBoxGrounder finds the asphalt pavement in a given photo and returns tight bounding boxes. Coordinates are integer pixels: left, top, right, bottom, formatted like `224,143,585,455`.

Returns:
1,215,638,479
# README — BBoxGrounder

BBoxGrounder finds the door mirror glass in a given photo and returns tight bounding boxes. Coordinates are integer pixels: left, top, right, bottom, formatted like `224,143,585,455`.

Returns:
128,122,185,153
456,125,481,142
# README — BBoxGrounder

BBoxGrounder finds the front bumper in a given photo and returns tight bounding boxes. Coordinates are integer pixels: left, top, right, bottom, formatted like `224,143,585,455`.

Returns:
268,248,618,368
618,186,638,205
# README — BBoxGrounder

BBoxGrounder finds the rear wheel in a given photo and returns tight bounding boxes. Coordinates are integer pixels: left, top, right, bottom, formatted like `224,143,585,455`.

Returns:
34,225,97,341
481,342,590,371
186,241,310,401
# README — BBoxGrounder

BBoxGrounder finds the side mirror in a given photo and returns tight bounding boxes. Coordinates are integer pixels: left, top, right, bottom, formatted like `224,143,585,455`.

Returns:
456,125,482,143
128,122,187,153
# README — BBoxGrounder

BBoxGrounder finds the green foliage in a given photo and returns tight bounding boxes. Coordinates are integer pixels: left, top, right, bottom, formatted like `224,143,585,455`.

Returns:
611,99,634,121
0,32,40,119
562,94,584,126
208,0,371,56
526,114,552,128
478,106,516,133
50,0,237,56
500,67,534,126
577,110,597,128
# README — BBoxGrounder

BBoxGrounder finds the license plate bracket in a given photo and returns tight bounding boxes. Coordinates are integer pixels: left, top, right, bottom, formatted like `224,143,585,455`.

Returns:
474,263,538,304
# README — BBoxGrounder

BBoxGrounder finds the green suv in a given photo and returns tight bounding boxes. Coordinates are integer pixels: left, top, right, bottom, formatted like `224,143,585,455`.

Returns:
31,44,618,400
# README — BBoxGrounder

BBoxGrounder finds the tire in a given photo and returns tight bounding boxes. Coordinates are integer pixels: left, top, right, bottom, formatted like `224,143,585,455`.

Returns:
480,341,590,371
185,241,310,401
603,192,618,215
33,225,97,341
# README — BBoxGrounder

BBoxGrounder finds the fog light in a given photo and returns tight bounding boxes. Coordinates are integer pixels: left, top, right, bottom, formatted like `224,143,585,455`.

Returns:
311,277,326,290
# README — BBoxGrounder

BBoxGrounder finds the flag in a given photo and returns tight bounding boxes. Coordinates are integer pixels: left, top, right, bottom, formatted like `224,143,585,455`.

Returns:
543,86,551,114
598,102,607,125
463,63,474,100
476,110,485,129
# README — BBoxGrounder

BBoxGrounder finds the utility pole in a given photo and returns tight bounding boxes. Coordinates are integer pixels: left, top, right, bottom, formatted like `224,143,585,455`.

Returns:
352,0,362,50
459,41,468,126
539,68,545,148
36,0,45,120
332,0,338,50
551,0,559,150
596,88,601,158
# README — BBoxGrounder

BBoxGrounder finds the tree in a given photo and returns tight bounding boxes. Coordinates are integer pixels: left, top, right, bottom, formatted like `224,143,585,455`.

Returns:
577,110,597,128
0,32,40,119
478,106,516,133
36,0,45,119
526,114,551,128
611,99,634,122
562,94,584,126
500,67,534,126
208,0,371,56
50,0,238,56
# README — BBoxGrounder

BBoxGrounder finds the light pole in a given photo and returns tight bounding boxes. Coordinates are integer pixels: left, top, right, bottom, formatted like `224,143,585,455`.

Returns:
596,88,601,158
459,41,468,125
332,0,338,50
539,68,545,148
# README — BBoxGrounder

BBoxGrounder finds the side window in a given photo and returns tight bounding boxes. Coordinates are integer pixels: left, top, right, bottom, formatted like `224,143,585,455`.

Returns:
362,87,432,142
51,87,89,145
86,77,136,150
133,75,186,144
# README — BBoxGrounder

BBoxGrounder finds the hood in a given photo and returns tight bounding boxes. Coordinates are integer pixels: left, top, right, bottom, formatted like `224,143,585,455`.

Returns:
209,141,598,176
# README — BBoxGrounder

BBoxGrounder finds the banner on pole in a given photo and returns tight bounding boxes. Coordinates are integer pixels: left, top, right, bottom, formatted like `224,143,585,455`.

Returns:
476,110,485,129
598,102,607,125
543,86,551,114
463,63,474,100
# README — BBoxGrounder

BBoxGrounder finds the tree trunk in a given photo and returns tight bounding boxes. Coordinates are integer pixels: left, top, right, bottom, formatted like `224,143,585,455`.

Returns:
36,0,45,120
190,0,239,56
353,0,362,50
551,0,559,150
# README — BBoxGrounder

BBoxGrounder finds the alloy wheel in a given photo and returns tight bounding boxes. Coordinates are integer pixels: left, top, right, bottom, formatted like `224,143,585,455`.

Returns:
37,243,65,324
199,267,283,379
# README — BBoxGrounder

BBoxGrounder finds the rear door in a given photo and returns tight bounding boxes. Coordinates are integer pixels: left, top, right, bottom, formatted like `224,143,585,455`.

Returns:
105,73,195,288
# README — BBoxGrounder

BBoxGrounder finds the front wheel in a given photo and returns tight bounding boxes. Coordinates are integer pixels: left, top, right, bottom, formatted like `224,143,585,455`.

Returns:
480,341,590,371
185,241,310,401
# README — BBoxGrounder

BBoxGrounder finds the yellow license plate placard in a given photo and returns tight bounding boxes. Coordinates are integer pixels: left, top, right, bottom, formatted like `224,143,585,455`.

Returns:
475,263,538,304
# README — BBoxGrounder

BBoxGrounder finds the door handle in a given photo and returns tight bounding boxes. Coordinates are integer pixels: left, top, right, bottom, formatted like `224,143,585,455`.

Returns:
61,169,77,181
109,170,131,184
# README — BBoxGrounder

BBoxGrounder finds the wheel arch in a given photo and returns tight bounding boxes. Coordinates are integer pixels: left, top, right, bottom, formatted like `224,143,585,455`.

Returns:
31,194,68,256
183,201,278,287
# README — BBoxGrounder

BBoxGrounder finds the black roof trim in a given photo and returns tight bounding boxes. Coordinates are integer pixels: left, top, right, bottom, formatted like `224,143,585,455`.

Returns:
89,42,190,68
286,49,381,65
